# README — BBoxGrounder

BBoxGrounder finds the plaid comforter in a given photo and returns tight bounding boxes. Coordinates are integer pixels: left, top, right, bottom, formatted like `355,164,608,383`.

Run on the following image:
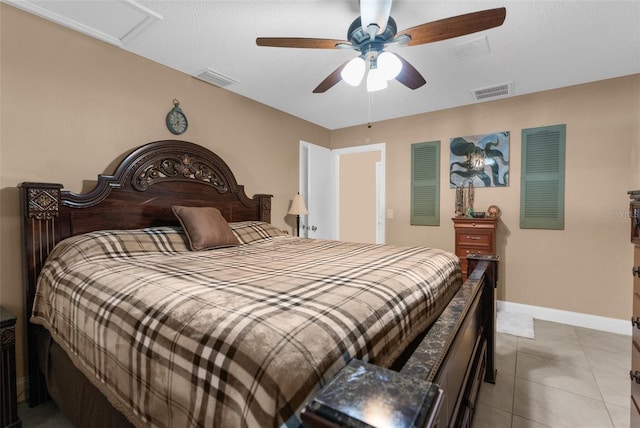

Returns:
32,226,462,428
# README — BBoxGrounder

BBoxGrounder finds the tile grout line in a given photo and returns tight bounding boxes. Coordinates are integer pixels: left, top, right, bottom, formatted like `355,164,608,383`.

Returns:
581,337,622,428
510,336,519,428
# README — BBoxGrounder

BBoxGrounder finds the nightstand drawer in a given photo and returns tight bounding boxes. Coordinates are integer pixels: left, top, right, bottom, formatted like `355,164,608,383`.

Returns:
456,246,493,257
634,247,640,297
457,232,492,247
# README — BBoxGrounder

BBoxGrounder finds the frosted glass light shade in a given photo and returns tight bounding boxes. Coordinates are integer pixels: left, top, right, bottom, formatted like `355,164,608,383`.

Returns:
366,68,388,92
377,52,402,80
341,57,366,86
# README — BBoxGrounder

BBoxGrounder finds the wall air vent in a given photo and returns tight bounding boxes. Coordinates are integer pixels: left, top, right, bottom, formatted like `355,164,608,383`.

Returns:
471,81,513,101
193,68,237,88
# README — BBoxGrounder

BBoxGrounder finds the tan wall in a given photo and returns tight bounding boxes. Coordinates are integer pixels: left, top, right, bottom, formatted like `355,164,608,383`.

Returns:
3,1,639,403
331,74,640,322
339,151,381,243
0,4,330,394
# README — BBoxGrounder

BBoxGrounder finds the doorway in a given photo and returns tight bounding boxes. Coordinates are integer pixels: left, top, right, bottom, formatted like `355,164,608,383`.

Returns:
299,141,385,243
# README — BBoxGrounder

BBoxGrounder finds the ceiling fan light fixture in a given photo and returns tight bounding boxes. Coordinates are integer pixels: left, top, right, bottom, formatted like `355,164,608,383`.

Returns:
341,56,366,86
377,51,402,80
366,67,388,92
257,6,507,94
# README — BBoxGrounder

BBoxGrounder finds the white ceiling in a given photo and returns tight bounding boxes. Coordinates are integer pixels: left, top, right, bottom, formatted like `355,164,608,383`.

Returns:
7,0,640,130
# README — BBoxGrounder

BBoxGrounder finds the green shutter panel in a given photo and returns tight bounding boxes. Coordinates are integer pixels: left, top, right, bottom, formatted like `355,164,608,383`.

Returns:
520,125,566,229
411,141,440,226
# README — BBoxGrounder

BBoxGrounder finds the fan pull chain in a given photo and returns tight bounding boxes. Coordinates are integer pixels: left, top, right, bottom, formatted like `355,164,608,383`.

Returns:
367,92,373,128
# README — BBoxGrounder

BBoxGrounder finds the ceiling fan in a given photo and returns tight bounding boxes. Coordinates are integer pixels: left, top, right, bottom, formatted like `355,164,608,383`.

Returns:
256,0,506,93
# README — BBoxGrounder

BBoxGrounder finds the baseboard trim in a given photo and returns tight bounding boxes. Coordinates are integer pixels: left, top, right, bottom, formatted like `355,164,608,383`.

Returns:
497,300,631,336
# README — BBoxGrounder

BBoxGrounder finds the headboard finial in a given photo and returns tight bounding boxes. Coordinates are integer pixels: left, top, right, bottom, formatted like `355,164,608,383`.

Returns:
20,182,63,220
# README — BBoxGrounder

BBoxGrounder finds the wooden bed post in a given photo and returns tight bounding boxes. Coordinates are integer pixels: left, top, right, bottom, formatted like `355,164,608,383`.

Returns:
257,194,272,223
19,182,64,406
467,254,499,384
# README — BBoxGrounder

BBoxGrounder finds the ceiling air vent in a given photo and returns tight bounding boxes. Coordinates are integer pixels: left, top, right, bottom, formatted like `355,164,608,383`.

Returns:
449,36,490,61
471,81,513,101
3,0,162,47
193,68,237,88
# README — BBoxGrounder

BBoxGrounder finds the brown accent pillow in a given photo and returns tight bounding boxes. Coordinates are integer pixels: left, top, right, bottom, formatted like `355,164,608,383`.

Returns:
172,206,240,251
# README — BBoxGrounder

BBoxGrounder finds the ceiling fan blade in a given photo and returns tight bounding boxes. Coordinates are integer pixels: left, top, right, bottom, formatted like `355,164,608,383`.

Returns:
313,61,350,93
399,7,506,46
256,37,348,49
394,55,426,89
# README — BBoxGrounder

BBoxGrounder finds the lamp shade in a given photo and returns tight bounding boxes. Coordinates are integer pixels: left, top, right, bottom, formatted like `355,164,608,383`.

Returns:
288,193,308,216
366,67,388,92
341,57,366,86
377,52,402,80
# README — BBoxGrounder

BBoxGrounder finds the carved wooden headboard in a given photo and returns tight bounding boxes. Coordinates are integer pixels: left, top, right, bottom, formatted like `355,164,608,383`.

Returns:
19,140,272,404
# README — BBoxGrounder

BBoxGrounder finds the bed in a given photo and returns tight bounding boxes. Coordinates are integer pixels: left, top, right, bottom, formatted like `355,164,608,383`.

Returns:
19,140,498,428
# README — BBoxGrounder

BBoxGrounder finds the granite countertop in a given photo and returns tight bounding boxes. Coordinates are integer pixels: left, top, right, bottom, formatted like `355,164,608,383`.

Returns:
305,359,443,428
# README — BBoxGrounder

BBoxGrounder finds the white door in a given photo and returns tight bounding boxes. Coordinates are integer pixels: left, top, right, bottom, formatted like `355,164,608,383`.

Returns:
300,141,335,239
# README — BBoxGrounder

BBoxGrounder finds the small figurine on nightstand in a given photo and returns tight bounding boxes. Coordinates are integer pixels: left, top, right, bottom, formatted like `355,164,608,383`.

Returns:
455,186,464,216
455,181,475,217
487,204,502,218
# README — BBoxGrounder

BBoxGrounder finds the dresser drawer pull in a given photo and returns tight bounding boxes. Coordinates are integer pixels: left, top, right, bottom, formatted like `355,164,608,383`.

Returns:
633,266,640,277
465,236,481,240
630,371,640,383
633,317,640,329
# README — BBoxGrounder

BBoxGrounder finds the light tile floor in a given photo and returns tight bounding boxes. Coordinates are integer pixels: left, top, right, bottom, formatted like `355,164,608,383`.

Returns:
473,319,630,428
18,319,630,428
18,400,72,427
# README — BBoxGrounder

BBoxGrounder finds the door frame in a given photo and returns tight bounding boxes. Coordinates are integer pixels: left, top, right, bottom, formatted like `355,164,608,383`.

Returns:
332,143,386,244
299,141,386,243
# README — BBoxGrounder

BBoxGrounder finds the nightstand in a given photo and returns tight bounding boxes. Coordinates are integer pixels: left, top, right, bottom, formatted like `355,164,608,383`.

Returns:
1,306,21,428
452,217,499,281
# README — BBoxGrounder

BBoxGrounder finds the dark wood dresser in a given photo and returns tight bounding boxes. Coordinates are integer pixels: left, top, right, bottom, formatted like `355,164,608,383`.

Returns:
629,191,640,426
452,217,499,281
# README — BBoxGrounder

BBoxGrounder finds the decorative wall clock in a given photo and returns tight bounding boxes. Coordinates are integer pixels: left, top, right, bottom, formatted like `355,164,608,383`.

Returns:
166,99,188,135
